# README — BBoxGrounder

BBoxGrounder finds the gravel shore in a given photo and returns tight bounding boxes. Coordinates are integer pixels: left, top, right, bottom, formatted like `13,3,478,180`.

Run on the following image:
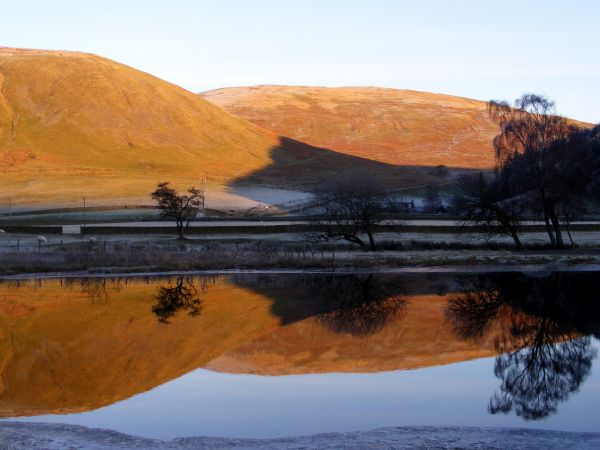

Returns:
1,422,599,450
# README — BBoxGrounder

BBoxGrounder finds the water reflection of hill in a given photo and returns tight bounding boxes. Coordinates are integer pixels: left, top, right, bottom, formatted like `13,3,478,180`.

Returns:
206,273,499,374
0,276,280,416
0,272,598,419
206,292,497,375
0,273,485,417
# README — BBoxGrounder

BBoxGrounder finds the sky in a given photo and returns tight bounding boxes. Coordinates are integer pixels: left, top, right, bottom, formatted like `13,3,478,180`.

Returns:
1,0,598,123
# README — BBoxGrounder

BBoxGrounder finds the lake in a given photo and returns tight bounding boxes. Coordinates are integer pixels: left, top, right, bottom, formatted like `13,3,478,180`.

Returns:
0,271,598,440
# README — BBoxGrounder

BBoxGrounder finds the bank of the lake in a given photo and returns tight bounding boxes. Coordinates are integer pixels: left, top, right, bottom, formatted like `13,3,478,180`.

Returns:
0,246,599,276
1,423,599,450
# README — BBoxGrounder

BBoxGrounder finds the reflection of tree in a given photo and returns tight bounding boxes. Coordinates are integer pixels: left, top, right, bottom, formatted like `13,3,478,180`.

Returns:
79,278,122,304
446,272,600,420
490,336,593,420
312,274,407,337
233,273,408,337
152,277,204,323
446,281,508,340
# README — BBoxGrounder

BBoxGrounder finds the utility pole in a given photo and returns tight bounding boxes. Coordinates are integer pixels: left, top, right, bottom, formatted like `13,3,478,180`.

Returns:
82,197,87,230
200,177,206,216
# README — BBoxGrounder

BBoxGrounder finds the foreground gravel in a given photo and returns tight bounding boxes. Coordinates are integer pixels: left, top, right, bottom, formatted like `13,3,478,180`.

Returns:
0,422,599,450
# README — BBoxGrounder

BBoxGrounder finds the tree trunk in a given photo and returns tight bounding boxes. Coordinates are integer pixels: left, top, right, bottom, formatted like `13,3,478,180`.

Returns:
344,234,365,249
543,207,556,248
548,208,564,249
497,213,522,251
510,228,523,251
566,226,575,248
177,219,184,239
366,230,376,251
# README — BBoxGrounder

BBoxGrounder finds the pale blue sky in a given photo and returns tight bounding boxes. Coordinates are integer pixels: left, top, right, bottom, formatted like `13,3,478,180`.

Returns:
1,0,598,122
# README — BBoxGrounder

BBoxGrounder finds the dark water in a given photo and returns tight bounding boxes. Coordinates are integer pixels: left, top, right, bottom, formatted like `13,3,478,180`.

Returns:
0,271,599,439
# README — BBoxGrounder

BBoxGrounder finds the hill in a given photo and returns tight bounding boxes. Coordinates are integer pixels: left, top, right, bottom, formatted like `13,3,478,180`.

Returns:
0,49,406,207
0,48,282,204
201,85,530,169
1,50,592,209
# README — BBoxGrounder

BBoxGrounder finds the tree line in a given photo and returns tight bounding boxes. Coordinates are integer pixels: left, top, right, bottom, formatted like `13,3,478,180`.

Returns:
453,94,600,249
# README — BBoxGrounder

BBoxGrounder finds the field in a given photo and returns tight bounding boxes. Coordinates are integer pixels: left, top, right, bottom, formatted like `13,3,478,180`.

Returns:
0,224,598,276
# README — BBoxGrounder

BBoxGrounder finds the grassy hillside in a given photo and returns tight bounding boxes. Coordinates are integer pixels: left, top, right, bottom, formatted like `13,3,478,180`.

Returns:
203,85,593,172
0,50,590,208
0,48,291,174
0,49,370,207
202,85,502,169
0,49,439,208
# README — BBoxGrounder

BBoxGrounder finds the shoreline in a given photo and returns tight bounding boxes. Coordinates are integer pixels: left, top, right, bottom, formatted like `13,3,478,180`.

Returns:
1,422,599,450
1,262,599,281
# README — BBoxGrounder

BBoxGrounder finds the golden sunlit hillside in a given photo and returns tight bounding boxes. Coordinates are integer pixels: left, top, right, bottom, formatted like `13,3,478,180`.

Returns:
0,48,279,187
200,85,512,169
0,48,437,208
1,48,591,208
0,48,400,206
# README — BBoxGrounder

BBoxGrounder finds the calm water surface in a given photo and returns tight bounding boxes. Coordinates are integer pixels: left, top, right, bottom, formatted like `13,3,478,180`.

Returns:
0,271,598,439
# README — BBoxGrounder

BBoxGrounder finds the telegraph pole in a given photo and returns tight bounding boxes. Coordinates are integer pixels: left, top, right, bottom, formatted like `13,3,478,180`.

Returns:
82,197,87,230
200,177,206,216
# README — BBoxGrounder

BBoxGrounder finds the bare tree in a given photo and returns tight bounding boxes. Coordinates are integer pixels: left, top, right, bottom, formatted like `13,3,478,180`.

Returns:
311,176,387,250
552,124,598,247
452,173,524,250
558,197,586,248
489,94,578,248
151,182,203,239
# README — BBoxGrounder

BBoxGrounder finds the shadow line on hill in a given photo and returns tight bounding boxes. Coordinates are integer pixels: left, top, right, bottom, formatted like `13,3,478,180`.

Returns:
226,136,486,206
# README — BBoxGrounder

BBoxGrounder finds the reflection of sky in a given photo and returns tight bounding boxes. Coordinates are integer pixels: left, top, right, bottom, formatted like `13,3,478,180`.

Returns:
14,346,600,440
